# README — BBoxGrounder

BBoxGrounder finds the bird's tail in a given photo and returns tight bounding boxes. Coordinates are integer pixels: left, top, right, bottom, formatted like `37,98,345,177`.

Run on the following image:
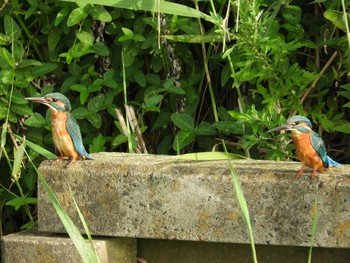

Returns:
84,152,96,160
327,156,341,167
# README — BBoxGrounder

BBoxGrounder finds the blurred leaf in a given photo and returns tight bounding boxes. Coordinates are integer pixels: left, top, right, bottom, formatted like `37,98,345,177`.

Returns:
24,113,46,128
4,15,22,39
172,129,195,151
324,10,347,32
143,95,163,111
112,134,128,147
88,94,105,113
67,7,88,27
171,113,194,130
89,5,112,22
213,121,244,135
72,107,90,119
32,63,58,77
334,123,350,134
152,112,172,131
92,42,109,56
87,113,101,128
195,122,217,136
90,133,106,152
77,30,94,46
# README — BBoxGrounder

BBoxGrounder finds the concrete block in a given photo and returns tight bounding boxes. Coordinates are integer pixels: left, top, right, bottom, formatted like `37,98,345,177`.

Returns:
1,229,136,263
37,153,350,248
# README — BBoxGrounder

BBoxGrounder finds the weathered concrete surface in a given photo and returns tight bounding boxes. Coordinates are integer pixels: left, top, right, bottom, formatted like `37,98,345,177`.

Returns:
138,238,350,263
1,229,136,263
38,152,350,248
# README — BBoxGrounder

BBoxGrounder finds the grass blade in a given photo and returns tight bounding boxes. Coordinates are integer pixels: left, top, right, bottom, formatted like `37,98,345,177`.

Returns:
62,0,210,20
69,185,96,254
177,151,246,160
222,141,258,263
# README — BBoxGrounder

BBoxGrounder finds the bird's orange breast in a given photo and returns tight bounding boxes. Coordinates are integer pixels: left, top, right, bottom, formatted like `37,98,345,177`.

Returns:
51,112,79,159
292,132,325,171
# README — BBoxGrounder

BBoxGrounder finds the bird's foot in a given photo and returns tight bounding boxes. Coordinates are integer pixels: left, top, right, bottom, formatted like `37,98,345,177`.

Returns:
52,156,64,165
65,158,76,167
295,167,304,179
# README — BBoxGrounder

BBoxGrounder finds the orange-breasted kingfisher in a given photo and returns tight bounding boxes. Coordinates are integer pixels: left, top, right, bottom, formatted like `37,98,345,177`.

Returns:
270,115,340,179
26,92,95,166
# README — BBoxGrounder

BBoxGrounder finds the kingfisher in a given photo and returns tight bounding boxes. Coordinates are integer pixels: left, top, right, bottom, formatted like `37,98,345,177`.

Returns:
26,92,95,166
270,115,340,179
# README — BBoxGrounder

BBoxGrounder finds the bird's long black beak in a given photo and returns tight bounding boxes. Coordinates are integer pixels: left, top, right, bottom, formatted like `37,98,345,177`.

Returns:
25,96,48,104
269,124,293,133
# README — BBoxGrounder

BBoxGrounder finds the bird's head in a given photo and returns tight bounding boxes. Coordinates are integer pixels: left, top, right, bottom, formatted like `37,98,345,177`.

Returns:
26,92,71,112
270,115,312,134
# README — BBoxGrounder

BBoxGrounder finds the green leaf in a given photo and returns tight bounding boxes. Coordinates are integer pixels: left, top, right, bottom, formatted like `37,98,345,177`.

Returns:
24,113,46,127
12,140,26,180
0,47,16,67
0,32,12,45
152,111,172,131
32,63,58,77
163,33,223,43
164,79,185,95
70,84,87,92
6,196,37,211
4,15,22,39
67,7,88,27
324,10,347,32
87,113,101,128
77,30,94,46
172,129,195,151
72,107,90,119
212,121,244,135
171,113,194,130
89,133,106,152
143,95,163,111
112,134,128,147
334,123,350,134
0,68,15,84
118,27,134,42
133,69,146,87
55,6,70,26
11,104,33,116
61,76,78,93
10,89,27,104
87,94,105,113
11,133,57,160
90,5,112,22
195,122,217,136
92,42,109,56
282,5,302,25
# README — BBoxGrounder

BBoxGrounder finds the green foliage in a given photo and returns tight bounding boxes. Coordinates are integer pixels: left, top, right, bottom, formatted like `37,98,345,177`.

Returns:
1,0,350,256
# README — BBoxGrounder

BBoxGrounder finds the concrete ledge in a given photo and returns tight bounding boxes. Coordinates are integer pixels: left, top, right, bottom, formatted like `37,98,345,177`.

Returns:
38,153,350,248
1,229,136,263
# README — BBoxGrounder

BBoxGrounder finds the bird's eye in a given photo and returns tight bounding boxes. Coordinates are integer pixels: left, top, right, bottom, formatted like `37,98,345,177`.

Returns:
52,98,58,102
295,121,300,125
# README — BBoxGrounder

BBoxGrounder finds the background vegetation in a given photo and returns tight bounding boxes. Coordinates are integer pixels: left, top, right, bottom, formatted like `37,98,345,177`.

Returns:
1,0,349,239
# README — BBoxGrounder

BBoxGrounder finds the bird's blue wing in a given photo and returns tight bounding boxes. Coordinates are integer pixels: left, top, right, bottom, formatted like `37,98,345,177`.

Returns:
66,113,95,160
310,131,329,168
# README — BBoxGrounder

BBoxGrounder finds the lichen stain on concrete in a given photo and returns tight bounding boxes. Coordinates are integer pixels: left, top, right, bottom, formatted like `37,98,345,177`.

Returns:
335,219,350,246
226,211,241,222
197,210,211,232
